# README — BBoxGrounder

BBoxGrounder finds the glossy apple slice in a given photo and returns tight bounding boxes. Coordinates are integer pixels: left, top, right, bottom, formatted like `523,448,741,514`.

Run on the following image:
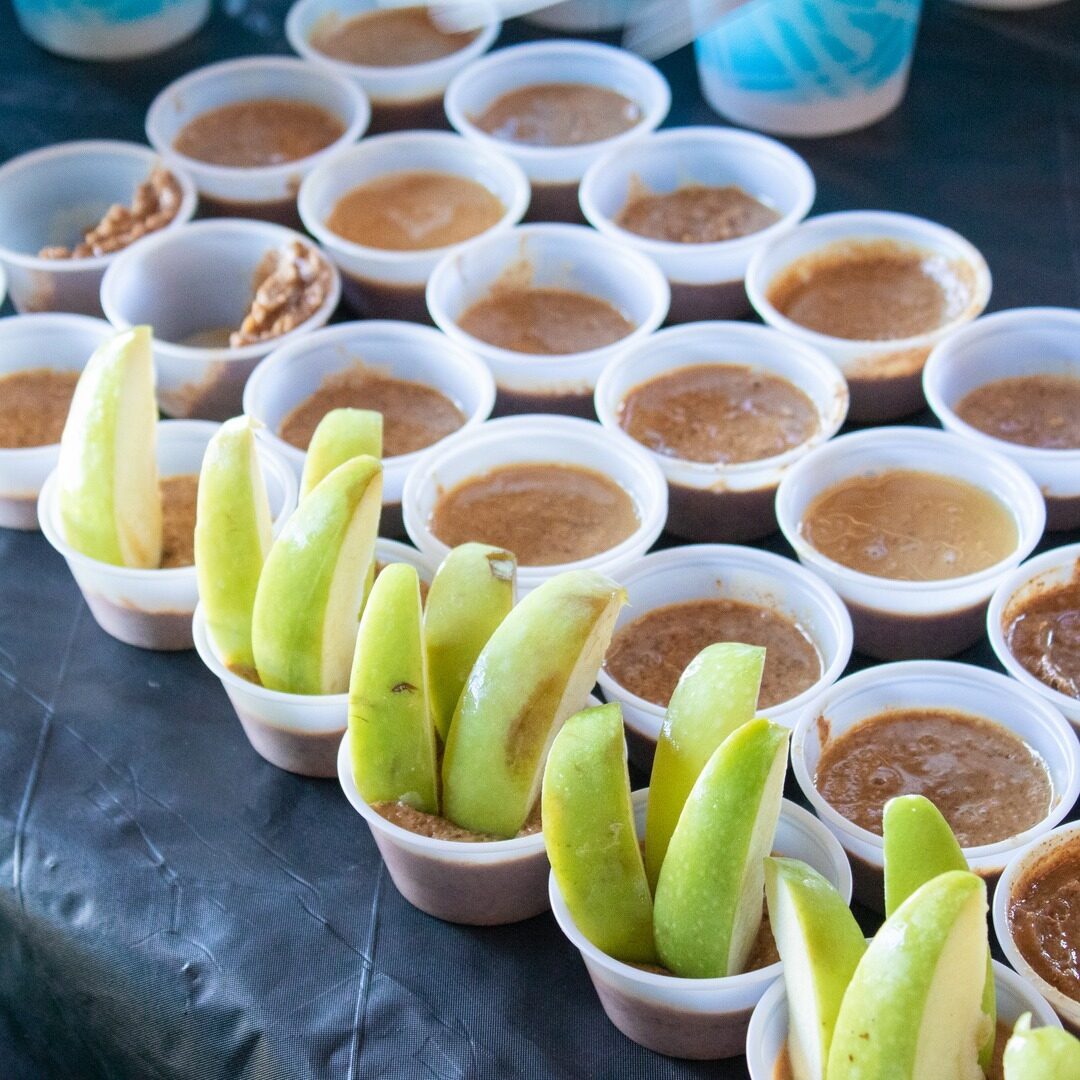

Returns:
299,408,383,501
1003,1013,1080,1079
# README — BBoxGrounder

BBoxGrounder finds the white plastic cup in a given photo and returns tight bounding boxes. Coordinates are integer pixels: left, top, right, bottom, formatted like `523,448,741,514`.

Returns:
145,56,370,226
791,659,1080,912
0,141,198,317
579,127,815,323
402,413,668,594
551,790,852,1059
775,426,1046,660
39,420,298,652
298,131,530,321
242,320,496,537
100,219,341,421
924,308,1080,531
746,211,991,421
594,321,847,541
444,39,671,221
0,314,115,530
426,223,670,417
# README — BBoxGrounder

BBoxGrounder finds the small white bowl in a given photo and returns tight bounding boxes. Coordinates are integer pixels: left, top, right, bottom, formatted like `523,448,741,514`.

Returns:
243,320,496,537
594,320,847,541
146,56,370,225
551,790,852,1060
988,542,1080,732
924,307,1080,531
775,426,1046,660
0,140,197,316
298,130,530,321
746,211,991,422
444,39,671,221
426,222,670,416
100,219,341,421
0,313,115,530
40,420,298,651
791,660,1080,912
579,127,815,323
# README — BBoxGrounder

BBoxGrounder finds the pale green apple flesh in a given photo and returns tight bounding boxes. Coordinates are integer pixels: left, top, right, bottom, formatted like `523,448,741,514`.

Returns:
1003,1013,1080,1080
300,408,383,501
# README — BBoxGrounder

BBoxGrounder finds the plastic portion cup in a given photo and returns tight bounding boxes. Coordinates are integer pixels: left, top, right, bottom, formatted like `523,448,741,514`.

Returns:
426,223,670,417
791,659,1080,912
579,127,815,322
924,307,1080,531
39,420,298,651
100,219,341,421
593,321,847,541
444,39,671,222
775,426,1046,660
746,211,991,421
243,320,496,538
0,313,115,530
298,131,529,321
145,56,370,226
551,790,852,1059
0,140,198,317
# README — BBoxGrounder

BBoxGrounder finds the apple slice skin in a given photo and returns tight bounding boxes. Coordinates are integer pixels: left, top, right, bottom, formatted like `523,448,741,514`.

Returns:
1003,1013,1080,1080
300,408,383,501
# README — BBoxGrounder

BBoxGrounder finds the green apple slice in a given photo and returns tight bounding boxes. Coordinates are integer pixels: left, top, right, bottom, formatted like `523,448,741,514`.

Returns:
424,543,516,741
56,325,161,568
251,456,382,694
644,642,765,888
348,562,438,813
441,569,626,838
827,870,990,1080
653,718,789,978
1003,1013,1080,1080
764,857,866,1080
299,408,383,501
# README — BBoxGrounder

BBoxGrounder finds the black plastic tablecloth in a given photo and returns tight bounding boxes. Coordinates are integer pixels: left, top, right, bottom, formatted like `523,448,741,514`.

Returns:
1,3,1079,1078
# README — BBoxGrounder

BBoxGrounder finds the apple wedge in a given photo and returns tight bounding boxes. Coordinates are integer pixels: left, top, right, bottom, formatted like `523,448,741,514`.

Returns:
300,408,383,501
251,456,382,694
56,325,161,568
653,718,789,978
441,569,626,839
543,702,657,964
1003,1013,1080,1079
424,543,516,741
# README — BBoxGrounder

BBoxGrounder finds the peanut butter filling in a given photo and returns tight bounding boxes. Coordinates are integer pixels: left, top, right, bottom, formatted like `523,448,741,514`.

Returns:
310,5,479,66
616,182,780,244
0,368,80,448
159,474,199,569
1004,565,1080,700
956,373,1080,449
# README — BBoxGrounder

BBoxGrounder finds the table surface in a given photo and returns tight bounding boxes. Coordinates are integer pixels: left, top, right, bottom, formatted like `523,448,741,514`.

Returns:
2,2,1079,1077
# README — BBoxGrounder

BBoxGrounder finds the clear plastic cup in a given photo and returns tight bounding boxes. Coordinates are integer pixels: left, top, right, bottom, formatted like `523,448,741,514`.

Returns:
39,420,298,652
426,223,670,417
774,427,1045,660
145,56,370,226
593,321,847,541
100,219,341,421
444,39,671,221
242,320,496,537
0,313,114,530
579,127,815,322
0,140,198,317
551,789,852,1059
297,131,530,321
924,308,1080,531
746,211,991,421
791,659,1080,911
402,413,668,594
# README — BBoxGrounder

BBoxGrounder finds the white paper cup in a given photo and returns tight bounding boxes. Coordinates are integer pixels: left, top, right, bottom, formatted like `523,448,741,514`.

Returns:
791,660,1080,912
0,140,198,317
426,223,670,416
298,131,529,321
0,314,115,530
579,127,815,323
775,427,1046,660
924,308,1080,531
39,420,298,652
594,321,847,541
747,211,991,421
444,39,671,221
145,56,370,226
100,219,341,421
242,320,496,537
